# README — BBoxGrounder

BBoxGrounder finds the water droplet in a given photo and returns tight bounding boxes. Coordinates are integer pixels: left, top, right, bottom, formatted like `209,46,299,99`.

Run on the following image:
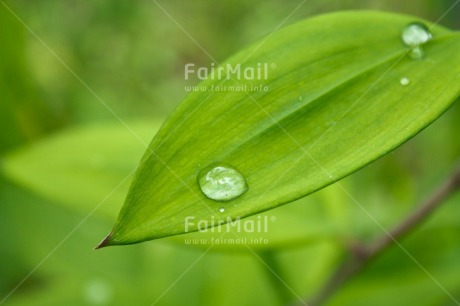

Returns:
198,163,248,201
402,22,432,60
218,207,225,213
402,22,432,47
409,46,424,60
400,77,410,86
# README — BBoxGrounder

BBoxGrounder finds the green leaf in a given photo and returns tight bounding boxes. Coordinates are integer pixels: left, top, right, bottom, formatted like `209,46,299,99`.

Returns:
1,121,160,219
0,5,56,152
101,11,460,246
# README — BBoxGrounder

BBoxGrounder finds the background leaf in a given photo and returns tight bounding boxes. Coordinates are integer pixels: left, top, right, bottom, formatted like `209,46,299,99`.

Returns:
0,6,59,153
104,11,460,245
1,121,160,219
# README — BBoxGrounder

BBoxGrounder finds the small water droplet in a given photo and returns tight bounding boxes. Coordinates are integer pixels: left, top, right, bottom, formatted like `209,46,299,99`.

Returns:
409,46,424,60
218,207,225,212
198,163,248,201
400,77,410,86
402,22,432,47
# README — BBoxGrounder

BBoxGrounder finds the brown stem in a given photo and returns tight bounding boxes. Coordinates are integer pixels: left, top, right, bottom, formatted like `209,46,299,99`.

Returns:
304,164,460,306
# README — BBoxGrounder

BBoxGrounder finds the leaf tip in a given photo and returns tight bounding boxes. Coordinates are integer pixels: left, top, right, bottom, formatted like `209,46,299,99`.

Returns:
95,233,113,250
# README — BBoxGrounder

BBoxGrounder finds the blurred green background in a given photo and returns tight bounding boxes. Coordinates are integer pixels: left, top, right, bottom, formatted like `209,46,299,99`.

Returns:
1,0,460,305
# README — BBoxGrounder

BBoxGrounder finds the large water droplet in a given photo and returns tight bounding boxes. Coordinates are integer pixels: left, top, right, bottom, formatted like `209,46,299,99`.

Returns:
198,163,248,201
402,22,432,60
402,22,432,47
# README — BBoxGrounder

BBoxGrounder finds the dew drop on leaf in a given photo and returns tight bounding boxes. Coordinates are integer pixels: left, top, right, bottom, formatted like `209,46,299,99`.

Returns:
400,77,410,86
218,207,225,213
402,22,432,47
198,163,248,201
409,46,424,60
402,22,432,60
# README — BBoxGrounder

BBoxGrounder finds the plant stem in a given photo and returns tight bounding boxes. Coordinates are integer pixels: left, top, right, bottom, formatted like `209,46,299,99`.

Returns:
304,164,460,306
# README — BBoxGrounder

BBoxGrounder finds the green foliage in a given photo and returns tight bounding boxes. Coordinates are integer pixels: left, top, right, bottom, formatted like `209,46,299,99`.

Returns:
103,11,460,245
0,6,58,152
2,122,159,219
2,1,460,306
